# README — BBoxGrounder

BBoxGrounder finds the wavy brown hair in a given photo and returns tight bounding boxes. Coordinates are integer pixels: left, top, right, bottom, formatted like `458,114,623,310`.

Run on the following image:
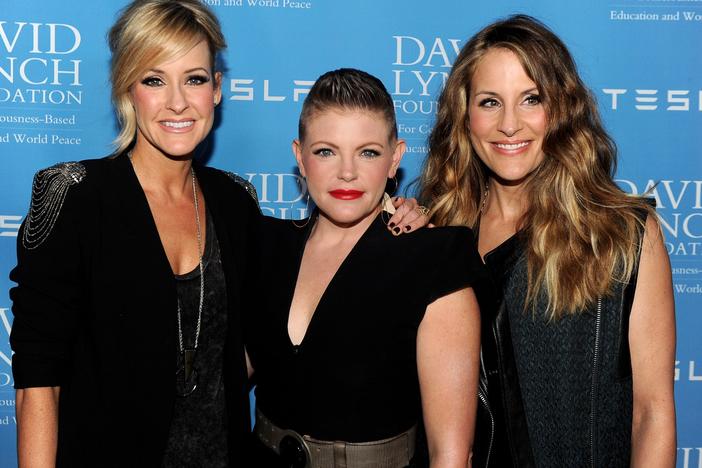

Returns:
108,0,226,154
418,15,655,319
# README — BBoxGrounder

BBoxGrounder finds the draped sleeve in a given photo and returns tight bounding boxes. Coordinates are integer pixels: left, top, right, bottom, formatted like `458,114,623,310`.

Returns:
425,226,480,305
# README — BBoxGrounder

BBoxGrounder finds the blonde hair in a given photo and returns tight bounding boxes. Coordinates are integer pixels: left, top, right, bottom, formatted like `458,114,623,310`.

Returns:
108,0,226,154
419,15,655,319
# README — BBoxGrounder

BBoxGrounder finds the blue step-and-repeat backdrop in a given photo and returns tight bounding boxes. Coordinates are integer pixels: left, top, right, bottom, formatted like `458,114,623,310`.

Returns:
1,0,700,466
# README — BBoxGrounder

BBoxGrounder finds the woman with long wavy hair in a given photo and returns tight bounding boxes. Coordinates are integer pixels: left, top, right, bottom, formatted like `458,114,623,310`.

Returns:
419,14,675,468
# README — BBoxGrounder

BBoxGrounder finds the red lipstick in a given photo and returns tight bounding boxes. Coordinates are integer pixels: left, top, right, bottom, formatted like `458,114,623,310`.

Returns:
329,189,363,200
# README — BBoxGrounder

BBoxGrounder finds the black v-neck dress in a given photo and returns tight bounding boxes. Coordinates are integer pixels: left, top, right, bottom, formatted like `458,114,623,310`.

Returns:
244,213,481,461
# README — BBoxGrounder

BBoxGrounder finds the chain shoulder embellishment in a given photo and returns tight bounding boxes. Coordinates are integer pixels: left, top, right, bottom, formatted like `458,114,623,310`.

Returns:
22,161,87,250
222,171,260,209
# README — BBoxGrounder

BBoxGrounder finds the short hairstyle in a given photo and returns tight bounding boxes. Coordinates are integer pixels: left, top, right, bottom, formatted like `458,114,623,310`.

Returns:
298,68,398,141
108,0,226,154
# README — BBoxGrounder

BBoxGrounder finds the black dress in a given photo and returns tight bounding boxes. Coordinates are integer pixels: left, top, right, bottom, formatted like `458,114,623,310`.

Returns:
244,212,481,465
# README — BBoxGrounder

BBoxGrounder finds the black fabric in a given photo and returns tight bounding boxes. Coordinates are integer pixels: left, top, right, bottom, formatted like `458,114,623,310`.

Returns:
162,212,229,468
473,203,651,468
506,253,633,468
472,232,535,468
10,153,258,467
245,213,480,444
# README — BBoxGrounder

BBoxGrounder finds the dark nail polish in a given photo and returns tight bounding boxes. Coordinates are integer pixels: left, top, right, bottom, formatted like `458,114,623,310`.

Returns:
405,225,411,232
393,227,401,234
388,222,396,228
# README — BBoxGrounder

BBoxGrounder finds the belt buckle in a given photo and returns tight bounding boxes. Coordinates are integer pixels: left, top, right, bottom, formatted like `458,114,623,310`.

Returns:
278,429,311,468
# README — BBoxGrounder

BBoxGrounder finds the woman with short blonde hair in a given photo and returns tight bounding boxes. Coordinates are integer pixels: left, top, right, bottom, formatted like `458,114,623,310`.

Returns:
10,3,429,466
10,1,255,466
108,0,226,154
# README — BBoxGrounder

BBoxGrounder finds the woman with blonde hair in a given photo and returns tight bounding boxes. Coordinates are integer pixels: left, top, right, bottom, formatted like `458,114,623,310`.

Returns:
9,2,426,466
419,14,676,468
10,1,255,466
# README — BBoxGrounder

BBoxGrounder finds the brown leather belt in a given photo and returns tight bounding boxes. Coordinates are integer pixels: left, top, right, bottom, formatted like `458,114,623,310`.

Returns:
254,409,417,468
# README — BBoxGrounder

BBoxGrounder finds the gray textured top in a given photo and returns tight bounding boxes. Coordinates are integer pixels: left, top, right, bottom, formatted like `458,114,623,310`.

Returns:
505,251,633,468
162,212,229,468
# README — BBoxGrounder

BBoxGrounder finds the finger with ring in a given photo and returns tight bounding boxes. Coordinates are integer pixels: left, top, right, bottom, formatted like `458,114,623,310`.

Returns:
415,205,430,217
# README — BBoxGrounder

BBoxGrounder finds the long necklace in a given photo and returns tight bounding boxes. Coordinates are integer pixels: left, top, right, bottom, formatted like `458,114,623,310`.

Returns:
479,186,489,216
175,166,204,397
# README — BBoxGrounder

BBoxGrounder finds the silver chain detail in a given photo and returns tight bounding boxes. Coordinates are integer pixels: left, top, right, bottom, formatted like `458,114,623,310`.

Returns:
224,171,259,205
127,154,205,353
22,162,86,250
177,166,205,353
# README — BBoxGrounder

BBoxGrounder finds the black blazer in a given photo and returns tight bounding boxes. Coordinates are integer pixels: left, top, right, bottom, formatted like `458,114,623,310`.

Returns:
10,153,258,467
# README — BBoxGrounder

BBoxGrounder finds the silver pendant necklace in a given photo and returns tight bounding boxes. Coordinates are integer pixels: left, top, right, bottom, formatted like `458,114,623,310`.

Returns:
175,166,205,397
128,154,204,397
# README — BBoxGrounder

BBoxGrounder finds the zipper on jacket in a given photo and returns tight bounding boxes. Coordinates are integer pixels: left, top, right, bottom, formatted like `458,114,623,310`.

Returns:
478,351,495,468
590,298,603,468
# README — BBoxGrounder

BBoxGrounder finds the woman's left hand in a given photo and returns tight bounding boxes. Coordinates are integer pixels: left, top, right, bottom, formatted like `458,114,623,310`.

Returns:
387,197,432,236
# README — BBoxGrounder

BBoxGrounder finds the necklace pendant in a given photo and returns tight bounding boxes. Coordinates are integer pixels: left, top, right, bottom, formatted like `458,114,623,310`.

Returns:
176,348,198,397
183,348,196,382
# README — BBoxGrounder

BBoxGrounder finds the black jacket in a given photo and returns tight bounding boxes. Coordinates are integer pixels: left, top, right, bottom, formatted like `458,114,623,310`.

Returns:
10,153,258,467
472,234,535,468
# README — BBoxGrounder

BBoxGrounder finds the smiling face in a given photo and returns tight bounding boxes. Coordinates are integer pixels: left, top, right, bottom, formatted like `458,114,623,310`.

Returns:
293,107,404,227
129,40,221,159
468,47,547,187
